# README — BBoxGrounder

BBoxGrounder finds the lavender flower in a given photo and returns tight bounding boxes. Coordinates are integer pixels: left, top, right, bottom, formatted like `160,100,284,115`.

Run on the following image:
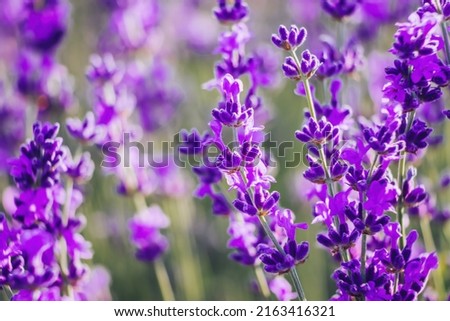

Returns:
1,121,99,300
271,25,307,51
213,0,249,24
128,205,170,262
321,0,361,19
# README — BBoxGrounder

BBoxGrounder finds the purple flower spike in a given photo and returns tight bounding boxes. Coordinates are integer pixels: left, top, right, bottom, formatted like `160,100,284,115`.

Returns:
295,117,338,145
272,24,307,51
269,277,297,301
213,0,249,24
10,122,66,190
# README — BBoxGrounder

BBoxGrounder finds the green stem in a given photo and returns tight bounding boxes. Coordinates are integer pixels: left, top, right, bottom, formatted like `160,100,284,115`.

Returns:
419,216,446,300
302,78,318,120
154,259,175,301
254,265,271,299
259,216,307,301
303,76,349,262
2,285,13,300
394,111,415,291
440,22,450,65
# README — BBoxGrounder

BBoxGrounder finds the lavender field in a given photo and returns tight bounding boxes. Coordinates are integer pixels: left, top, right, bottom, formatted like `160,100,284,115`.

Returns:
1,0,450,301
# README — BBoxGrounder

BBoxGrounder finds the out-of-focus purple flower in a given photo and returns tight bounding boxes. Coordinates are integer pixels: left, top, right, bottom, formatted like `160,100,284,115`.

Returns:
178,129,211,155
441,172,450,188
65,151,95,184
100,0,159,52
269,276,297,301
193,166,222,185
19,0,71,53
16,50,74,111
126,60,183,133
78,266,112,301
86,54,120,84
247,45,281,88
0,88,25,171
227,217,261,265
391,12,442,60
66,112,106,145
213,0,249,24
128,205,170,262
271,25,307,51
321,0,361,19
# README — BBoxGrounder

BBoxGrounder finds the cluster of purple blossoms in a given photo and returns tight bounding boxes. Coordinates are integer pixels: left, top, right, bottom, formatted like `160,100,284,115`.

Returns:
0,122,106,300
65,3,192,296
0,0,74,173
180,0,309,301
271,0,450,301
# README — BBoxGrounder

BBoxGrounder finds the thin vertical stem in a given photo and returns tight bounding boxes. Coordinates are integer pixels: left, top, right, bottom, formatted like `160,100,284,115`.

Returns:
154,259,175,301
254,265,271,299
440,22,450,64
394,111,415,291
396,111,416,249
